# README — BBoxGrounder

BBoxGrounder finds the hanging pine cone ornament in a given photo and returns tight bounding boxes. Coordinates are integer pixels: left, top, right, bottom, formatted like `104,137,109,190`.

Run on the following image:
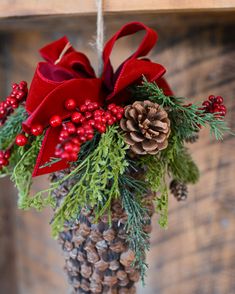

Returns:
120,101,171,155
0,21,230,294
170,180,188,201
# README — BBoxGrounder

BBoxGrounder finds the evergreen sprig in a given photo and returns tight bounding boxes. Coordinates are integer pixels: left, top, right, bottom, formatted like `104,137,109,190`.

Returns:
138,155,169,228
47,126,129,236
120,175,150,282
0,106,27,150
11,136,42,208
134,77,231,141
161,135,200,184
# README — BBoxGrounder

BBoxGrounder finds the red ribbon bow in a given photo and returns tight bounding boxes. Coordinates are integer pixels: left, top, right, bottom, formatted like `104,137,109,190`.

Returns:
23,22,172,177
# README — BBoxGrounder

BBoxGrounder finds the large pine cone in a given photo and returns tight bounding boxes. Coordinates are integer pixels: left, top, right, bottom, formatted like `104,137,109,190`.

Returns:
51,171,154,294
120,100,170,155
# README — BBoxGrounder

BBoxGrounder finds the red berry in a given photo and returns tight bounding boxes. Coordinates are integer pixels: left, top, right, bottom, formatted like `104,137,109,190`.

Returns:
80,104,88,112
59,130,69,139
64,143,74,152
64,98,76,111
94,116,102,123
219,105,227,112
85,112,93,119
77,127,85,136
213,107,220,113
71,112,84,124
94,110,104,117
107,118,115,125
50,115,62,127
79,136,87,142
111,108,118,115
0,158,8,166
116,113,123,120
72,144,80,153
70,152,78,162
31,124,43,136
220,111,226,116
88,119,95,127
107,104,116,111
64,122,76,134
15,134,28,146
104,112,112,120
209,95,215,101
55,149,63,157
61,152,70,160
86,134,94,140
84,99,92,106
72,137,80,145
0,151,4,158
202,101,210,108
216,96,223,104
4,150,11,159
99,126,106,133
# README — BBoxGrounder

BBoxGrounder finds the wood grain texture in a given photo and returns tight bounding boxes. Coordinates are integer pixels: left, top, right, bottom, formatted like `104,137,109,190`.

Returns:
0,0,235,18
0,13,234,294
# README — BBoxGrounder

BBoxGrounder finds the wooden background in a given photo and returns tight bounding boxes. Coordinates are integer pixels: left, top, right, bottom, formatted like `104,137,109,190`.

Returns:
0,11,235,294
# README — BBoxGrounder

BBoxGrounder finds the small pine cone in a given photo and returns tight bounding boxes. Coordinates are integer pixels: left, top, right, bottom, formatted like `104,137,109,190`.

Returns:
170,180,188,201
120,100,170,155
185,132,199,144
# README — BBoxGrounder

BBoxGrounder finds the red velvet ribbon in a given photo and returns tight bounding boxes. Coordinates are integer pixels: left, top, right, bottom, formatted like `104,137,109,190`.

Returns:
23,22,173,177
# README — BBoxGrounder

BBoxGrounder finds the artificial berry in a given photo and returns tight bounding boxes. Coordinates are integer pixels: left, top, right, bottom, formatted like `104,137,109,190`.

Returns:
216,96,223,104
64,98,76,111
50,115,62,127
77,127,85,136
209,95,215,101
63,122,76,134
84,99,92,105
61,152,70,160
71,112,84,124
85,112,93,119
59,130,69,139
107,104,116,111
4,150,11,159
80,105,88,112
15,134,28,146
116,113,123,120
202,101,210,108
64,143,74,152
0,158,8,167
31,124,43,136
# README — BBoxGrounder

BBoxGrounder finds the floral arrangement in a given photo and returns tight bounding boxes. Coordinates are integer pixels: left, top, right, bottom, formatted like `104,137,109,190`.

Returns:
0,22,231,292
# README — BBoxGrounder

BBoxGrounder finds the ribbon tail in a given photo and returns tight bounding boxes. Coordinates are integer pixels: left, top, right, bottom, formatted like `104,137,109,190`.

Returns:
32,127,69,177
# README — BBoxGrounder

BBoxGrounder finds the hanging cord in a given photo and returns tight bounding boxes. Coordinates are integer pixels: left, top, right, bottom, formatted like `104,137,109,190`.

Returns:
96,0,104,77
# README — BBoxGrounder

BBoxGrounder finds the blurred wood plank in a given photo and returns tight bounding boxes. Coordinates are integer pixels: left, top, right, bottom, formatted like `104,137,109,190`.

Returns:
0,0,235,18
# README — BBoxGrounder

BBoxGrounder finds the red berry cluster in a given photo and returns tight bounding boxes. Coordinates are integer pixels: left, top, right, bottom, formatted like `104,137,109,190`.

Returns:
0,81,28,126
54,99,124,162
0,149,11,170
202,95,227,117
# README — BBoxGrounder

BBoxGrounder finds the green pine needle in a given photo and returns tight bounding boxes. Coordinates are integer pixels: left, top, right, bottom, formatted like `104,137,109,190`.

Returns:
120,175,150,283
0,106,27,150
11,136,43,208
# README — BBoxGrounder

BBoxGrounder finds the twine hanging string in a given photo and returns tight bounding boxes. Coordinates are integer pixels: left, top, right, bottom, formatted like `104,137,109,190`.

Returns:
96,0,104,77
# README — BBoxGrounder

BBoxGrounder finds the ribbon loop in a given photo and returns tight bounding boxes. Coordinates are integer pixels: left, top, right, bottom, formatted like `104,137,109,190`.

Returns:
102,22,158,76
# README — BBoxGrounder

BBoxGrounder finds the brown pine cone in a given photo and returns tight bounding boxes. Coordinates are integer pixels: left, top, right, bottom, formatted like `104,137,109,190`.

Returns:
170,180,188,201
120,100,170,155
